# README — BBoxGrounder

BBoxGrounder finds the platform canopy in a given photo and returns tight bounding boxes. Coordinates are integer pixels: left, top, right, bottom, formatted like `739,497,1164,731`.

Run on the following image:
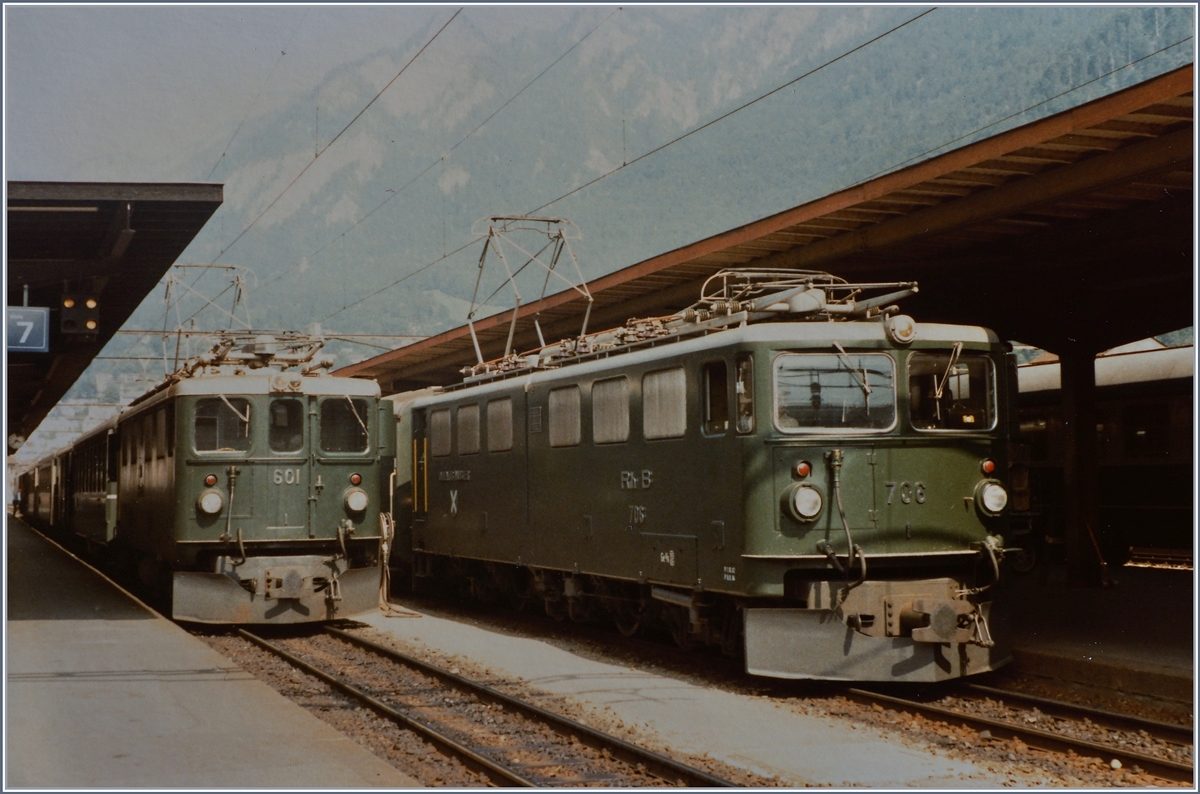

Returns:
339,65,1193,394
6,181,223,455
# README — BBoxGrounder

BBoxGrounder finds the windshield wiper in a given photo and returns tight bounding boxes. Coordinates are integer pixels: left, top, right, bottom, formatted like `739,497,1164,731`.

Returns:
934,342,964,401
833,342,872,396
345,395,368,437
218,394,251,437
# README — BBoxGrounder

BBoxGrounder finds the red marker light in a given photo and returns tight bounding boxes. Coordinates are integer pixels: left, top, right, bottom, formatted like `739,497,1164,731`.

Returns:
204,474,218,486
796,461,812,478
349,473,362,485
981,459,996,475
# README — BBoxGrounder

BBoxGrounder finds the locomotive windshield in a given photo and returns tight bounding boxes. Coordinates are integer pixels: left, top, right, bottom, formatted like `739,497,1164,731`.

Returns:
269,398,304,452
908,350,996,431
195,397,252,452
320,398,370,453
773,352,896,432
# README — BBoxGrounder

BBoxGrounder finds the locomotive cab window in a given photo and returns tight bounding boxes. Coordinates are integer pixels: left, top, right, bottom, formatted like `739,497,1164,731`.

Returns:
735,353,755,434
702,361,729,436
320,398,370,453
195,397,252,452
774,352,896,432
269,399,304,453
908,350,996,431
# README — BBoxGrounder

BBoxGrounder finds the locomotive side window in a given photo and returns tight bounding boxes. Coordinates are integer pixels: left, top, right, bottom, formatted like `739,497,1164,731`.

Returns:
773,353,896,432
487,398,513,452
549,386,581,447
643,367,687,440
735,354,755,434
908,351,996,431
269,399,304,453
320,398,370,453
458,404,480,455
593,377,630,444
195,398,252,452
430,408,451,457
702,361,729,435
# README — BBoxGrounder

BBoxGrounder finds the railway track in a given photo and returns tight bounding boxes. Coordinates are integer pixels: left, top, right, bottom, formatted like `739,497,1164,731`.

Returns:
846,683,1194,785
239,626,736,787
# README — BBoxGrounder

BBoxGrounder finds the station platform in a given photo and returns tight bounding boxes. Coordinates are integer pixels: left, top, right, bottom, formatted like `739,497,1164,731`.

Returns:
4,517,420,789
1003,561,1194,712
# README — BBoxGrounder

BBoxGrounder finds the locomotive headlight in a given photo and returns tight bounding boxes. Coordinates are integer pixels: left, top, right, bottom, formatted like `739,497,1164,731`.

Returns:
978,481,1009,515
344,488,369,513
885,314,917,345
787,484,824,521
197,489,224,515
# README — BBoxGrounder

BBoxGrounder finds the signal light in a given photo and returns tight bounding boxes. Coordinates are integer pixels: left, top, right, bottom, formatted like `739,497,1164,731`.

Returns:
981,458,997,475
349,473,362,485
61,294,99,335
204,474,218,486
795,461,812,478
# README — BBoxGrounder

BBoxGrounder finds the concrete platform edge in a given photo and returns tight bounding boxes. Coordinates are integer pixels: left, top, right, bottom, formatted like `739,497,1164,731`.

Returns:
1011,646,1194,705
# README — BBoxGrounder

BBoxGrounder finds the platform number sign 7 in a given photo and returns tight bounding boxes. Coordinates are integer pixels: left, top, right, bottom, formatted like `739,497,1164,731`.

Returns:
7,307,50,352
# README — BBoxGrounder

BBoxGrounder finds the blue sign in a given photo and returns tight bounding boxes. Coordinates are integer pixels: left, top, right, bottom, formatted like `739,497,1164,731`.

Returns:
7,307,50,352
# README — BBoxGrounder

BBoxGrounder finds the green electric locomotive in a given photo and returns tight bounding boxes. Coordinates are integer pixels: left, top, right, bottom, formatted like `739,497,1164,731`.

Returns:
20,333,395,624
389,270,1015,681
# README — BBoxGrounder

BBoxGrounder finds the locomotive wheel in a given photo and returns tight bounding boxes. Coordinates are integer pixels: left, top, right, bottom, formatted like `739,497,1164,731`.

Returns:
670,620,697,652
613,608,641,638
544,597,568,621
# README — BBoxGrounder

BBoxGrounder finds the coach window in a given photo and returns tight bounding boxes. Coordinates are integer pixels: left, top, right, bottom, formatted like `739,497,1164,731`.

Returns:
458,404,480,455
644,367,687,440
1122,401,1170,458
487,398,513,452
774,353,896,432
155,409,167,459
195,398,252,452
549,385,581,447
165,403,175,457
593,377,629,444
702,361,729,436
320,398,370,453
144,414,155,461
908,350,995,431
430,408,451,457
269,399,304,453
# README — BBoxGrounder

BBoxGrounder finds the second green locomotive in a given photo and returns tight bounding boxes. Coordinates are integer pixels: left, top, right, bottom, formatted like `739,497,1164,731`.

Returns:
388,270,1016,682
19,333,394,624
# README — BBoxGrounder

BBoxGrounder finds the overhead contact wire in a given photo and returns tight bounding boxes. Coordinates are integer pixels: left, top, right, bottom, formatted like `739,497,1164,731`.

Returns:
261,8,617,293
529,7,938,214
213,8,463,265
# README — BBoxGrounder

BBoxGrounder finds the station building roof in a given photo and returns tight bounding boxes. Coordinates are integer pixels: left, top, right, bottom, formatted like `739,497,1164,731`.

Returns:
6,181,223,455
341,65,1193,394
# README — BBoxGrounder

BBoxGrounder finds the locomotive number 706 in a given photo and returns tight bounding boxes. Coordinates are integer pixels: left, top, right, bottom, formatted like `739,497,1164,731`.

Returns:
273,468,302,485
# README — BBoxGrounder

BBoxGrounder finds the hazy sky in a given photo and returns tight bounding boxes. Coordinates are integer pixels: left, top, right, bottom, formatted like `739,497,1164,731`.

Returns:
3,4,1195,399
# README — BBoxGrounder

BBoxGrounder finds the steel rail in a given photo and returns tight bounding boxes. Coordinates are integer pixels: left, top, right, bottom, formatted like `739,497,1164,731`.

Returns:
238,629,536,787
325,626,737,787
846,687,1193,785
964,683,1193,745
